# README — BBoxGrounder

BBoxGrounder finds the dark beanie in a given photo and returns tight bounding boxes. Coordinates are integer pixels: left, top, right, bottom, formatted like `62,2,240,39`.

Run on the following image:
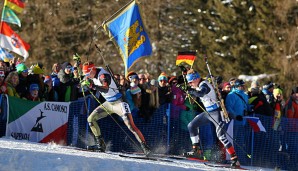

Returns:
61,62,72,70
292,87,298,94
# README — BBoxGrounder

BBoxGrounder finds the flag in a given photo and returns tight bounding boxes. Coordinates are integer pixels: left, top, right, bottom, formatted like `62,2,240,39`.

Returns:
102,0,152,76
6,96,70,145
0,46,14,60
244,116,266,132
1,6,21,27
4,0,25,13
176,51,196,66
0,22,30,59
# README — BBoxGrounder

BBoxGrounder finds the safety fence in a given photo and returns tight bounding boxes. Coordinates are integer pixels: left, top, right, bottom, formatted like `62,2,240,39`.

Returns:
0,95,297,170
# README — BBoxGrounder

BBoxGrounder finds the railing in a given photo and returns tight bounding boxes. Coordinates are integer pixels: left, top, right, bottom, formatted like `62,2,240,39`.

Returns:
0,95,297,170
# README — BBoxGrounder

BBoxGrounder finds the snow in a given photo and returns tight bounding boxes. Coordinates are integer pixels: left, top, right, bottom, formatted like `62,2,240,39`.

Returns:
0,137,276,171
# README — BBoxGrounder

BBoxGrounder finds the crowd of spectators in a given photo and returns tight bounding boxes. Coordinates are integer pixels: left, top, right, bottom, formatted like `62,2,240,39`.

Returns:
1,58,298,168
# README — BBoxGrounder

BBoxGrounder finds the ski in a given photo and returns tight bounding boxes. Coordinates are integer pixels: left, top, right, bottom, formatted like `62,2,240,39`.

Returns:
118,154,174,162
204,162,248,170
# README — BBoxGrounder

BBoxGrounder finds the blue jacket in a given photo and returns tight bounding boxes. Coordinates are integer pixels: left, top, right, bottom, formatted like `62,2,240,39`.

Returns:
225,89,249,125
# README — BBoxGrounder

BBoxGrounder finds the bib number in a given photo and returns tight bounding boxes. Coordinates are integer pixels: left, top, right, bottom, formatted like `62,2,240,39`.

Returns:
121,102,131,114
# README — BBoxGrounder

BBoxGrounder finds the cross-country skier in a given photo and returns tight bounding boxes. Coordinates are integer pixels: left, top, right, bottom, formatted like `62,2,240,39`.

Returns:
80,62,151,156
180,69,240,168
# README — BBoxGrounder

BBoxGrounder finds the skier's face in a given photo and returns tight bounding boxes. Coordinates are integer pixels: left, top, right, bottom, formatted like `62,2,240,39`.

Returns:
188,78,200,88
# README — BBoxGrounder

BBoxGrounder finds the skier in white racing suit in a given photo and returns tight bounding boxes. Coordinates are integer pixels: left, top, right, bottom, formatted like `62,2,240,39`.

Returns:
181,69,240,168
81,62,151,156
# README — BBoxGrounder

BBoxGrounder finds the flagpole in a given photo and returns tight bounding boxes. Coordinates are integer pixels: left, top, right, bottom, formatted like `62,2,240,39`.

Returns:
0,0,6,35
101,0,135,26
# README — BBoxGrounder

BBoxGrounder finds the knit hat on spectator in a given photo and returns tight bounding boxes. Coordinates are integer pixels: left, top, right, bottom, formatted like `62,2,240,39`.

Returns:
82,62,95,75
234,79,245,87
44,75,52,83
158,72,168,82
126,71,138,82
168,76,177,84
29,84,39,91
32,64,44,74
16,63,28,74
273,88,282,99
222,82,230,89
263,81,274,90
292,87,298,94
130,86,141,95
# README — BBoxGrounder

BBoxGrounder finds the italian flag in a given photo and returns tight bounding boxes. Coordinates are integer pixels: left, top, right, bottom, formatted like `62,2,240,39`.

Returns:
6,96,70,145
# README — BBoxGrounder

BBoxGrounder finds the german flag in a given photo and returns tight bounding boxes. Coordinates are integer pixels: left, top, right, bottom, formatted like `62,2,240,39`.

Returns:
176,51,196,66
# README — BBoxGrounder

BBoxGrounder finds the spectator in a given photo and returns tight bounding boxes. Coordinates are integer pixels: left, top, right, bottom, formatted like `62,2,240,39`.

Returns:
129,85,142,117
15,63,29,98
221,82,231,101
51,63,61,95
157,72,171,105
138,73,155,121
5,71,20,98
43,75,58,101
148,79,159,110
229,77,236,87
284,87,298,168
58,62,80,102
27,64,46,101
169,76,188,119
225,79,250,165
26,84,40,101
0,67,7,94
272,87,284,130
125,73,142,118
262,81,275,109
248,81,273,116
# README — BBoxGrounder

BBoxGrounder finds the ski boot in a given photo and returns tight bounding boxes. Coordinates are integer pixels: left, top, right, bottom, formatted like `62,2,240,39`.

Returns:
230,154,241,168
183,143,204,160
87,136,106,152
141,142,152,157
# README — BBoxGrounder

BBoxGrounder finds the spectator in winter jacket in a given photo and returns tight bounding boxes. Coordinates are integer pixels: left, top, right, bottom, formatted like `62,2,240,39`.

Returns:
225,79,250,165
138,73,155,121
248,82,274,116
26,84,40,101
157,72,172,105
0,67,7,94
169,76,188,119
5,71,20,98
57,62,80,102
285,87,298,119
226,79,250,124
27,64,46,101
284,86,298,167
15,63,29,99
262,81,275,109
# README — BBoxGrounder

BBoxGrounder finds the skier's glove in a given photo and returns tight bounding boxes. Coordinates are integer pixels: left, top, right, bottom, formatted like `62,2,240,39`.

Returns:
80,80,90,87
178,65,187,72
176,84,189,91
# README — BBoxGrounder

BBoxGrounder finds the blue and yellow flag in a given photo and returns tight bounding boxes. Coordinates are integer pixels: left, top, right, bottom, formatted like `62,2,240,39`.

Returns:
102,0,152,76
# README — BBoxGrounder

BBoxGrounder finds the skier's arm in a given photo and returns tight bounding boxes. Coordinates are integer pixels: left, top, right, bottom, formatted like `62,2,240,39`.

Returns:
188,83,210,97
